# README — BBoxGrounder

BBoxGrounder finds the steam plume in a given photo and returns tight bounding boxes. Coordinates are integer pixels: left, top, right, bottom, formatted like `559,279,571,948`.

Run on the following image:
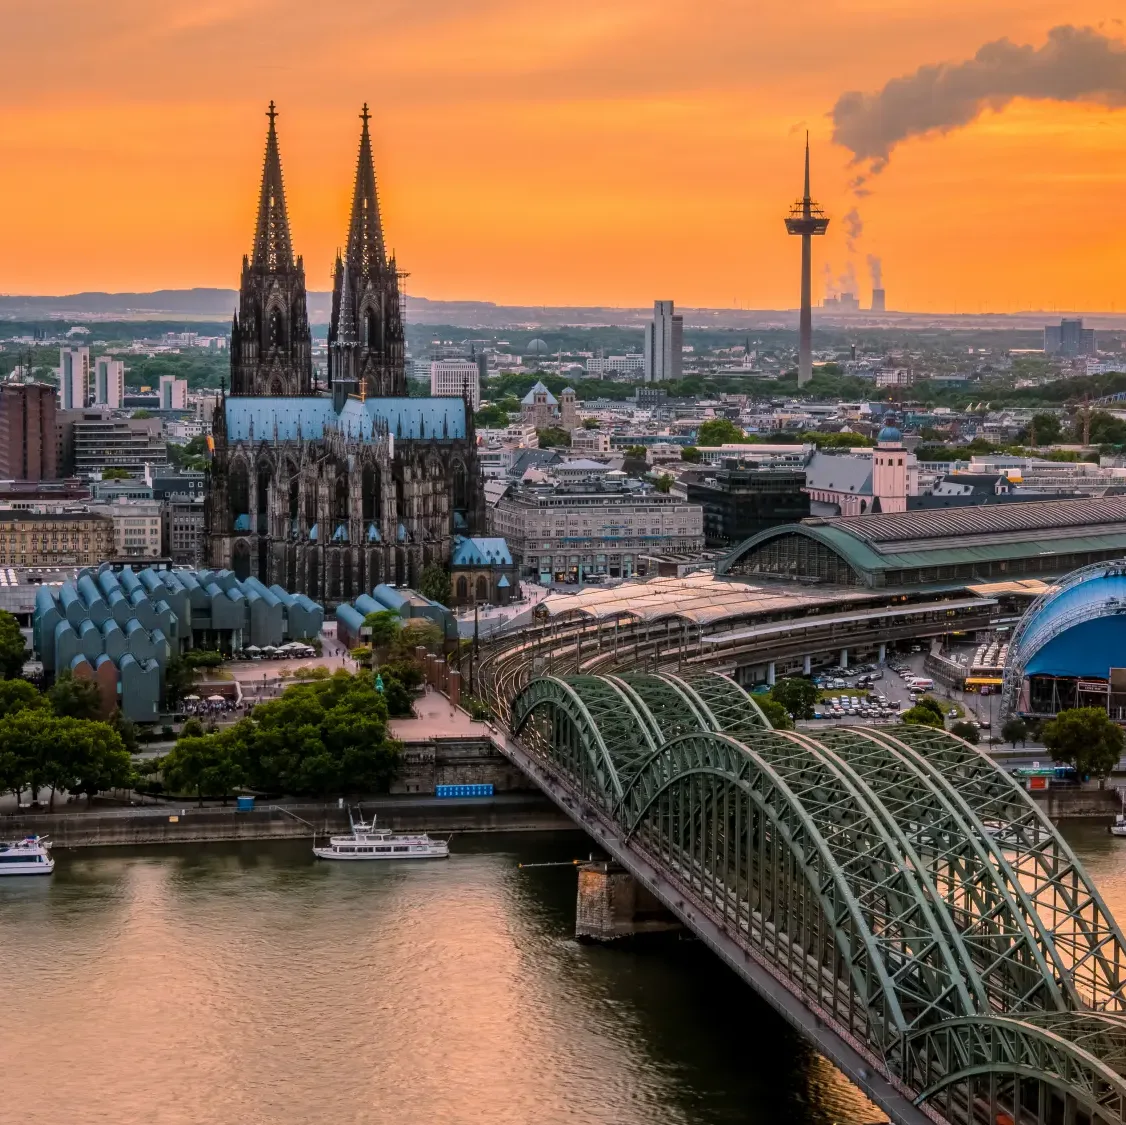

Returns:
832,24,1126,176
843,207,863,253
839,262,859,297
867,254,883,290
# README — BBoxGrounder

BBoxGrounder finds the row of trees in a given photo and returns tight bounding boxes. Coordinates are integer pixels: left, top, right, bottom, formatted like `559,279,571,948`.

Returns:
159,672,402,803
0,677,133,810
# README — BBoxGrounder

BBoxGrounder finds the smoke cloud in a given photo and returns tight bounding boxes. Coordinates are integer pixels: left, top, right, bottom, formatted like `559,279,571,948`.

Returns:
843,207,863,254
822,261,837,299
832,24,1126,175
867,254,883,290
838,262,859,297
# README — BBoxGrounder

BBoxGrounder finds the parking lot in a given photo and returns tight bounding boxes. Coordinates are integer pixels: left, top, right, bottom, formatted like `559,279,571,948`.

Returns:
798,645,972,728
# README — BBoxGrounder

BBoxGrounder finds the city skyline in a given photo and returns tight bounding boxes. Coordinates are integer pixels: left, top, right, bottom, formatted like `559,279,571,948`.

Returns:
3,3,1126,312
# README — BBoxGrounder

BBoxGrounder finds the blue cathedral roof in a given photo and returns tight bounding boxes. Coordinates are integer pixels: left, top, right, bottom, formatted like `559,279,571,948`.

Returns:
224,396,468,443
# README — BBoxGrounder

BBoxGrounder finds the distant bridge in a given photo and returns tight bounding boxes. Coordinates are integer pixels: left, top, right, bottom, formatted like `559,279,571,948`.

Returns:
478,633,1126,1125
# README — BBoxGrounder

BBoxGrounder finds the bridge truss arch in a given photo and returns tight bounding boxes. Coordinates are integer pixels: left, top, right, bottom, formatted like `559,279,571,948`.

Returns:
510,671,1126,1125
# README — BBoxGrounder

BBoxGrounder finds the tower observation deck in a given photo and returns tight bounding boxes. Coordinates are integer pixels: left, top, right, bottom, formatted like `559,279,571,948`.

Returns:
785,134,829,387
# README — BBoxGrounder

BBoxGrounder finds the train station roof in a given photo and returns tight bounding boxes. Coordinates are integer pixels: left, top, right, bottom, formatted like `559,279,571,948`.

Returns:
719,497,1126,588
538,571,874,625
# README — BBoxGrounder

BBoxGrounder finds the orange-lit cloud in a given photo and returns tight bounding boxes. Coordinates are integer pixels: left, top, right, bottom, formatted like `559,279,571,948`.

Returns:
2,1,1126,312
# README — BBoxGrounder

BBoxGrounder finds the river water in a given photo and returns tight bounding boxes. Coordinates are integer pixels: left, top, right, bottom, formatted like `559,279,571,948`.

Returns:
0,825,1121,1125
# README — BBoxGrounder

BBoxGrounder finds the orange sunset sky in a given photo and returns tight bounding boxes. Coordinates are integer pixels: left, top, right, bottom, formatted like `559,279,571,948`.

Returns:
2,1,1126,313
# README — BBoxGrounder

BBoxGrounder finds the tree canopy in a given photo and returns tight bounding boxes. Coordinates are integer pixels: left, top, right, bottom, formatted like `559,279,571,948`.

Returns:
1042,707,1124,782
536,426,571,448
695,418,745,446
417,563,452,607
0,610,28,679
902,697,946,729
949,720,980,744
756,696,793,731
769,677,820,720
47,669,103,720
362,610,401,648
159,672,402,802
0,710,131,811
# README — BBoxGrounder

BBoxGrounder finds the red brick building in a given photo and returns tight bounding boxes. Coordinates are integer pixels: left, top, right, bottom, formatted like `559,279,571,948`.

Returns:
0,384,58,481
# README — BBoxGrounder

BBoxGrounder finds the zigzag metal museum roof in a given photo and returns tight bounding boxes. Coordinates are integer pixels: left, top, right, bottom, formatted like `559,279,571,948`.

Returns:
223,396,468,443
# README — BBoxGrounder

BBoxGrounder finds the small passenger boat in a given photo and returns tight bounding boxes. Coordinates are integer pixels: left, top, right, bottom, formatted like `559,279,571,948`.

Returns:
313,808,449,861
1110,813,1126,838
0,835,54,876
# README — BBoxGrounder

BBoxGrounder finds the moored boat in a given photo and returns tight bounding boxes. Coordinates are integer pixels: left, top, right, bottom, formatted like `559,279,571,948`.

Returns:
313,808,449,860
0,835,54,876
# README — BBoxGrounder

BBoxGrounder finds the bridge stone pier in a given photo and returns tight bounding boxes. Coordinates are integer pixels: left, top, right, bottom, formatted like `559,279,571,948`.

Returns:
575,860,682,942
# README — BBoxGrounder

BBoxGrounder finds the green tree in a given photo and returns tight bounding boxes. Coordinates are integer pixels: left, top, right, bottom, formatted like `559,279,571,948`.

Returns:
582,418,600,430
654,474,673,494
64,718,133,806
756,696,793,730
950,720,980,744
1042,707,1125,785
474,403,514,428
769,677,820,720
0,610,28,678
378,659,424,690
0,679,48,719
362,610,401,648
48,669,102,720
163,656,196,707
536,426,571,448
392,618,444,657
378,673,414,718
100,467,131,480
132,408,154,419
1001,717,1028,748
680,445,701,463
162,733,244,806
696,418,746,446
418,563,452,607
902,704,945,729
1025,413,1063,445
915,696,947,723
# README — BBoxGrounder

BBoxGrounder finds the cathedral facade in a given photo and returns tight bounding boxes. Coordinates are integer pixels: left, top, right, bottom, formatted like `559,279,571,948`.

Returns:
205,105,484,606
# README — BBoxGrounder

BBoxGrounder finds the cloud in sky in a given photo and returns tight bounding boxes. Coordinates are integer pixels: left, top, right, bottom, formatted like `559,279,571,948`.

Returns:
832,24,1126,176
4,1,1126,312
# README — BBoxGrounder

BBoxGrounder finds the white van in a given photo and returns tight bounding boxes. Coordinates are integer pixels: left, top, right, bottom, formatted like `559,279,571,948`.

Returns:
910,677,935,690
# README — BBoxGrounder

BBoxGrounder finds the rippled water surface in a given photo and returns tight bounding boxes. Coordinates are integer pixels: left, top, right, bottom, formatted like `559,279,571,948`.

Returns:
0,826,1118,1125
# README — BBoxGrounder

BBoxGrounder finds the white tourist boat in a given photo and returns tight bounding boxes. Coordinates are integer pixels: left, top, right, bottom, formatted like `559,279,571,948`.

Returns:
0,835,54,876
313,809,449,861
1111,815,1126,838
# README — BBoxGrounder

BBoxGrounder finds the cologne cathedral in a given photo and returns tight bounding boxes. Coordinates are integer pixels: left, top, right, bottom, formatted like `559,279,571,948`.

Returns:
205,104,484,606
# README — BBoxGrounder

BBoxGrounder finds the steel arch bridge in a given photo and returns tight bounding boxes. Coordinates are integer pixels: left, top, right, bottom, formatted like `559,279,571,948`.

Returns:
508,670,1126,1125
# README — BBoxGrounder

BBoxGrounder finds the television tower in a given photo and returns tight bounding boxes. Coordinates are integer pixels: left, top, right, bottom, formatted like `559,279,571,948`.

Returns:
784,133,829,386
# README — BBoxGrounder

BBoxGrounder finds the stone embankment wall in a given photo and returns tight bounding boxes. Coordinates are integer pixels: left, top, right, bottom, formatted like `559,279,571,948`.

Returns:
1032,787,1121,820
3,795,572,849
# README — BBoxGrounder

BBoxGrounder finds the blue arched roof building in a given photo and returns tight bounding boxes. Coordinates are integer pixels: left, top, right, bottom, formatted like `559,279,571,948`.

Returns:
1002,559,1126,716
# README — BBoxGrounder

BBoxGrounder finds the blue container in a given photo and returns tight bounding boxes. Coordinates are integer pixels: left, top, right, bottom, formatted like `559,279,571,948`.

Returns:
435,783,494,799
236,795,256,812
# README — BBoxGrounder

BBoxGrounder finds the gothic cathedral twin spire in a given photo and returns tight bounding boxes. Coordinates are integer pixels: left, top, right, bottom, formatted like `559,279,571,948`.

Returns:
229,103,406,400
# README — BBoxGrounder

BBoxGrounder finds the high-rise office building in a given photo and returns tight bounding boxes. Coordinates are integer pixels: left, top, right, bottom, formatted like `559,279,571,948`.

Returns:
0,384,58,481
1045,318,1097,357
94,357,125,408
643,300,683,383
429,359,480,408
59,347,90,410
158,374,188,410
